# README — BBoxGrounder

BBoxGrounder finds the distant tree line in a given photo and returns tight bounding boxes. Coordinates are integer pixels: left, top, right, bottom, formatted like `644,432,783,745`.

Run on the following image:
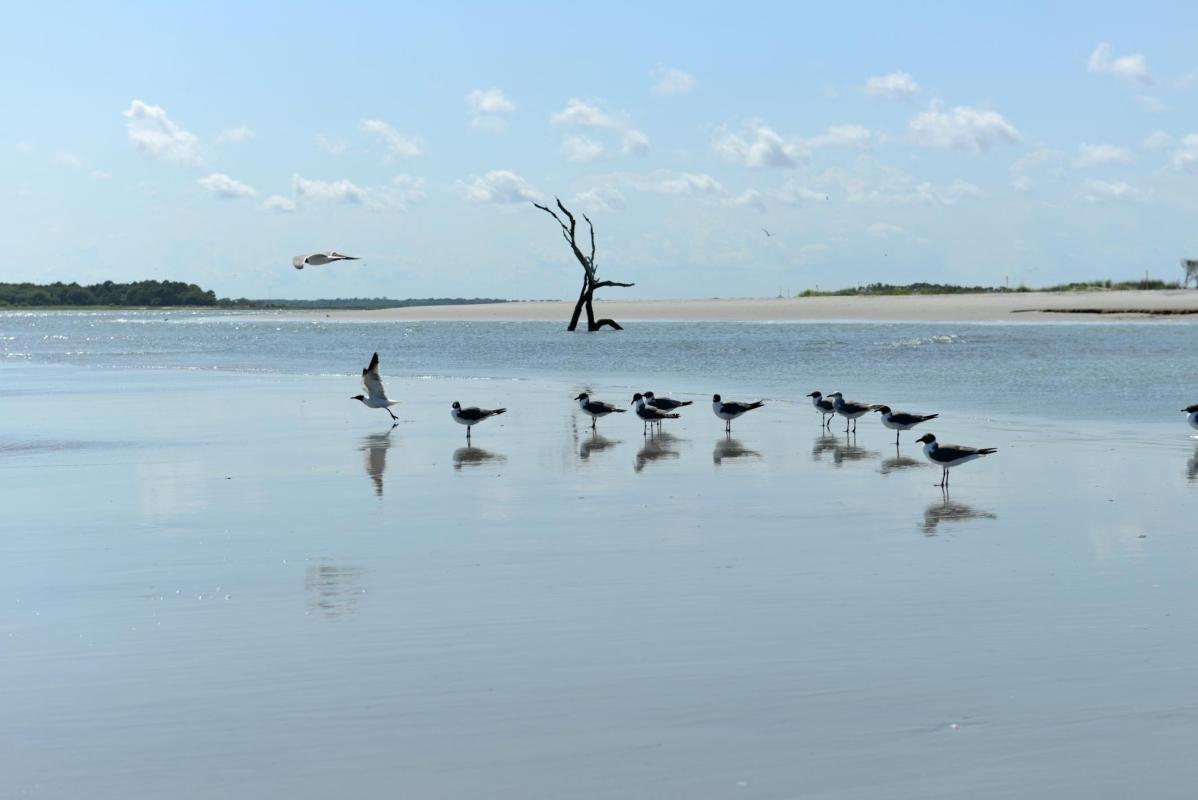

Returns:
254,297,510,310
800,279,1181,297
0,280,218,307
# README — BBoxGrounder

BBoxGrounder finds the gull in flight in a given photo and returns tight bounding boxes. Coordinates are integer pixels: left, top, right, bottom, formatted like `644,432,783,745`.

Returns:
762,228,775,237
292,251,360,270
451,401,506,441
351,352,400,422
916,433,996,487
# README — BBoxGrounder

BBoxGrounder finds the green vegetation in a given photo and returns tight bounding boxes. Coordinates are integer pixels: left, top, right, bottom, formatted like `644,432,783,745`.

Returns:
799,279,1181,297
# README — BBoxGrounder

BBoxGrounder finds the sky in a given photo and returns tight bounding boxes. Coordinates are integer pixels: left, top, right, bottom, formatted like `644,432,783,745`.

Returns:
3,1,1198,300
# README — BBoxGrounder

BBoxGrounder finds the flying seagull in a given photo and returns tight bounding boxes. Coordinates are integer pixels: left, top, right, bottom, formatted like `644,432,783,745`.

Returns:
292,251,360,270
451,401,506,441
351,352,400,422
916,433,997,487
711,394,765,433
762,228,775,237
872,404,939,445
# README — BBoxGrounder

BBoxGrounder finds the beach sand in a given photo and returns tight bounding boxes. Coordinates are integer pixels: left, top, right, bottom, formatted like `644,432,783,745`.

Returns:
5,363,1198,798
289,290,1198,323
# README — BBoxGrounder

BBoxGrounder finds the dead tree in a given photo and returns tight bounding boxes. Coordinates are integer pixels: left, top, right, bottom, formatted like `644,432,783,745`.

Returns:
1182,259,1198,289
533,197,634,331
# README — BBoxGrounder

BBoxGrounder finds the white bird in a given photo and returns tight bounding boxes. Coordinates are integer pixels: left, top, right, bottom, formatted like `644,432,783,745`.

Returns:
451,401,506,441
711,394,765,433
632,393,679,435
828,391,870,434
916,433,997,487
575,392,626,430
351,352,399,422
1184,403,1198,432
806,391,834,429
292,251,360,270
872,404,939,445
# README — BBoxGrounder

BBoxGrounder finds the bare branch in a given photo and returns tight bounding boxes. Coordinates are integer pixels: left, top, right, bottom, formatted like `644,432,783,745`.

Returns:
582,213,597,274
532,202,570,236
592,280,635,289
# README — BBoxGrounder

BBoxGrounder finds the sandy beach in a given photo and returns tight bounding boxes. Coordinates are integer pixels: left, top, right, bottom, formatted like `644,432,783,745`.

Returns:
285,290,1198,323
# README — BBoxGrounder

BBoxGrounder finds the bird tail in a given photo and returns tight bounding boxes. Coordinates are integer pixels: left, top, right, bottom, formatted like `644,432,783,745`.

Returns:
750,400,766,409
492,408,507,416
613,408,627,413
924,413,940,422
665,412,680,419
678,400,694,407
978,447,997,455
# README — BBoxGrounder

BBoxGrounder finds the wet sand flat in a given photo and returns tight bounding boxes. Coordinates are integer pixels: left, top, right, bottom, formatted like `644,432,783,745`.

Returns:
3,364,1198,798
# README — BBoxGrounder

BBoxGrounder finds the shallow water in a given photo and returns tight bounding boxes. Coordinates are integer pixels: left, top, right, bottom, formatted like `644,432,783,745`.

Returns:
3,313,1198,798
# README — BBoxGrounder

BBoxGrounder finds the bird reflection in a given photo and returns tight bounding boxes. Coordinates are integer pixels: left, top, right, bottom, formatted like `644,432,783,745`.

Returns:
579,432,620,461
635,431,681,472
922,491,997,535
358,428,396,496
305,563,364,618
453,445,506,471
812,433,878,467
879,444,925,476
1188,444,1198,482
713,435,762,465
811,433,838,461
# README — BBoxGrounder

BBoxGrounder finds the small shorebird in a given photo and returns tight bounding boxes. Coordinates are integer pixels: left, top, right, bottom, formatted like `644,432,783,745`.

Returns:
711,394,765,433
872,404,940,444
351,352,400,422
632,393,679,435
1183,403,1198,432
916,433,996,487
643,391,693,412
451,401,506,441
292,251,359,270
575,392,626,430
807,391,834,428
828,391,870,434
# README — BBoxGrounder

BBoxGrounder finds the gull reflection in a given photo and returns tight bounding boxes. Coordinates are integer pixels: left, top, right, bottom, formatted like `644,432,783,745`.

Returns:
812,433,878,467
635,431,681,473
879,444,925,476
811,433,838,461
922,491,997,535
1188,444,1198,482
305,563,364,618
580,432,620,461
453,445,506,471
358,428,396,496
713,435,762,465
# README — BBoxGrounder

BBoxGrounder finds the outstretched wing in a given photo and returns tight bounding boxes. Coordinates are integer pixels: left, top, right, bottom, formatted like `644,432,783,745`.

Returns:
292,254,307,269
362,352,387,400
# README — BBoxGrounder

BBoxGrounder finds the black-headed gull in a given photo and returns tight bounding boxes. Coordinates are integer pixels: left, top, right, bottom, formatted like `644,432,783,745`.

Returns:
916,433,997,487
1183,403,1198,432
828,391,870,434
632,393,679,435
451,401,506,441
351,352,399,422
643,391,693,412
575,392,626,430
711,394,765,433
292,251,360,270
806,391,834,429
872,404,939,444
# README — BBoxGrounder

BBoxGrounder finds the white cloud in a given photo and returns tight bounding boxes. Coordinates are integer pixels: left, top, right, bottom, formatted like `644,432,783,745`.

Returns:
1171,133,1198,172
908,104,1021,151
390,174,426,207
652,66,697,95
218,125,256,143
574,185,627,213
124,100,203,166
466,88,515,131
1088,43,1152,85
262,195,297,213
622,129,650,157
1011,176,1034,193
714,121,803,167
1141,130,1174,150
915,179,983,206
460,170,541,204
630,171,727,197
1074,143,1134,168
867,222,904,238
804,124,878,150
1082,179,1149,203
1008,147,1068,192
292,174,367,204
551,98,618,129
771,181,827,206
316,134,347,155
1136,95,1166,113
864,71,919,99
54,152,83,168
725,189,765,211
90,170,111,181
360,119,424,160
562,136,605,162
197,172,257,199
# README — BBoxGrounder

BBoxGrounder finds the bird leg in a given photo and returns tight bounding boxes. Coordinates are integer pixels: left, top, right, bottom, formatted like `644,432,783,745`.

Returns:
387,408,398,421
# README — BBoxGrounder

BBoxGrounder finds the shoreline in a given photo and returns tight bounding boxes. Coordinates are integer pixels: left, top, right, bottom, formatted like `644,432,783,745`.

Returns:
268,290,1198,323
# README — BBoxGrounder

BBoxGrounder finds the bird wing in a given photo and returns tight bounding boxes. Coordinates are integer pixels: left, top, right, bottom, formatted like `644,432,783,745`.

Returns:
456,406,492,422
722,400,763,414
292,255,307,269
329,251,359,261
931,443,985,461
891,412,935,425
362,352,387,400
586,400,617,414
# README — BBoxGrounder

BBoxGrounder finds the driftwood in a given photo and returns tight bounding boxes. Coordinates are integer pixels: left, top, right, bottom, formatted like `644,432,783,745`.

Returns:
533,197,634,331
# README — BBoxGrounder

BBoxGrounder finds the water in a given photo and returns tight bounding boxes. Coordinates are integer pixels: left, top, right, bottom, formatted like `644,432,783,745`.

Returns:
3,311,1198,798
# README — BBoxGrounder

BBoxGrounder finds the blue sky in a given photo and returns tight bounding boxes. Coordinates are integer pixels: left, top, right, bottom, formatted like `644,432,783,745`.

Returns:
3,1,1197,299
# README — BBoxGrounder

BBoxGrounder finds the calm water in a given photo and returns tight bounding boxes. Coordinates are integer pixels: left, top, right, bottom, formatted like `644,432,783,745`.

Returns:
3,311,1198,799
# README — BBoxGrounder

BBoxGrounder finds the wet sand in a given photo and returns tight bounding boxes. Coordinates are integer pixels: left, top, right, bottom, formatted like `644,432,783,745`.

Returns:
284,290,1198,323
4,364,1198,798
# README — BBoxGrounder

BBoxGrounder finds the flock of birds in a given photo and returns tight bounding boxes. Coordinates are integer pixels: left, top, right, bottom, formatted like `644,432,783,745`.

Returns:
351,352,1013,487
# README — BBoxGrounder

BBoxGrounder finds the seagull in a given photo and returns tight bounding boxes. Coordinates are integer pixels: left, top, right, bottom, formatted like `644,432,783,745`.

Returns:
292,251,360,270
762,228,775,237
806,391,834,429
451,401,506,441
1184,403,1198,432
711,394,765,433
632,393,679,435
828,392,871,434
916,433,997,487
872,404,940,444
351,352,399,422
643,391,693,412
575,392,626,430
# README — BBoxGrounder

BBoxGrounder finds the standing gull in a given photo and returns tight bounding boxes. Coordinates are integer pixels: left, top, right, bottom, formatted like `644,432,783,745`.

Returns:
351,352,400,422
711,394,765,433
1184,403,1198,432
632,393,679,435
451,401,506,442
807,391,834,429
916,433,996,487
292,251,360,270
828,391,870,434
872,404,939,444
575,392,626,430
643,391,693,412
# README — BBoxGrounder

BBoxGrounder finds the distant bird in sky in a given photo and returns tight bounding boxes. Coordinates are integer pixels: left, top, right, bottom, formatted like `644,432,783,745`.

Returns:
451,401,506,441
1184,403,1198,432
872,404,939,444
575,392,626,430
916,433,997,487
806,391,834,429
351,352,399,422
292,251,360,270
711,394,765,433
762,228,775,237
